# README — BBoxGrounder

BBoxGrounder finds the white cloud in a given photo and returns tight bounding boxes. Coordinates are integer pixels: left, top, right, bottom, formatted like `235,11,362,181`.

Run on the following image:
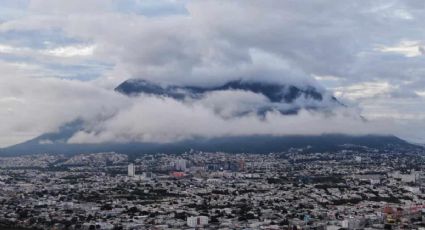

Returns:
313,75,341,82
0,66,130,147
416,91,425,97
68,96,386,144
334,81,394,100
0,43,96,58
44,45,96,57
376,40,424,57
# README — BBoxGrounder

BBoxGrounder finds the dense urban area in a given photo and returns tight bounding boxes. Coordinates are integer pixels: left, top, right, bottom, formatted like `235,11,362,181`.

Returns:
1,145,425,229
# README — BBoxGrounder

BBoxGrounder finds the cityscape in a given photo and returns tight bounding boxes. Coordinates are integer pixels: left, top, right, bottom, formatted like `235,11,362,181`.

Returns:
2,0,425,229
1,145,425,229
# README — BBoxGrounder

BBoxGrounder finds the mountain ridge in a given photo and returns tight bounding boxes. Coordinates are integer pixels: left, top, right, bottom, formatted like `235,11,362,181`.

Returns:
0,129,419,157
115,78,341,115
1,79,418,157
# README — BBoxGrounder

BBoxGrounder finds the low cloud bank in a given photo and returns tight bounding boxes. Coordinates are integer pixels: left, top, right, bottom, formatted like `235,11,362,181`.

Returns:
67,93,391,144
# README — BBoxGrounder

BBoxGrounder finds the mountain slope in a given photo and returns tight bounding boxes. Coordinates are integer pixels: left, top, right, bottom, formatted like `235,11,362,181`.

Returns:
0,124,419,157
1,79,417,157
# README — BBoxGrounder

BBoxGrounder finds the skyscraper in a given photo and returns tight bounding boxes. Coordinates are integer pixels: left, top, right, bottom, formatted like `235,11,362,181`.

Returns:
128,163,135,177
175,159,187,171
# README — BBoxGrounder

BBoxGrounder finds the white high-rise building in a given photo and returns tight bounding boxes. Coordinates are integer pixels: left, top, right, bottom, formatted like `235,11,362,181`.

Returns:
175,159,187,171
187,216,208,227
128,163,135,177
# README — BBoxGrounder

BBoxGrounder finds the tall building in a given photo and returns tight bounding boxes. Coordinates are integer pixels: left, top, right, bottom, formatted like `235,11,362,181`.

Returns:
239,159,245,171
128,163,135,177
175,159,187,171
187,216,208,228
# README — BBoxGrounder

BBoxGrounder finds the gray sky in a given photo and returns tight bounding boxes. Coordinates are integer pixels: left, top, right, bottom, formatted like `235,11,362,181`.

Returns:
1,0,425,147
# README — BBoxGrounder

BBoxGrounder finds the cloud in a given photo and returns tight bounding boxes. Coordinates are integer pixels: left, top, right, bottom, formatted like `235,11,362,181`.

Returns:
0,63,129,146
375,40,425,57
0,43,95,59
44,44,96,57
2,1,425,87
1,0,425,146
28,0,113,14
334,82,394,100
68,95,386,144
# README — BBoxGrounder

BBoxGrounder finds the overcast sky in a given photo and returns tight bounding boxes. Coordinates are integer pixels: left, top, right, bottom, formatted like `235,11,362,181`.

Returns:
1,0,425,147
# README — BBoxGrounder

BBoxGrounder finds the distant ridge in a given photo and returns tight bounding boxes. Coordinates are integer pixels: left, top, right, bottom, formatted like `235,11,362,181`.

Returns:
0,127,419,157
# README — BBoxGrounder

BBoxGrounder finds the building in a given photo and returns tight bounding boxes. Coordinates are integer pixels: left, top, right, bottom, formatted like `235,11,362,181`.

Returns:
405,186,420,194
391,171,419,183
187,216,208,228
341,218,365,229
355,156,362,163
175,159,186,171
239,159,245,171
128,163,135,177
401,173,417,183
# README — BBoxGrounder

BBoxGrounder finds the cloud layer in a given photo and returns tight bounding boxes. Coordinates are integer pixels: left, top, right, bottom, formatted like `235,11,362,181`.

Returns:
68,96,388,144
1,0,425,146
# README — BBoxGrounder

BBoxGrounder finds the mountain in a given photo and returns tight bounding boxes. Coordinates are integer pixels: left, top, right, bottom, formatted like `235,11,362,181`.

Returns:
1,79,419,157
115,79,327,103
0,121,419,156
115,79,341,115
